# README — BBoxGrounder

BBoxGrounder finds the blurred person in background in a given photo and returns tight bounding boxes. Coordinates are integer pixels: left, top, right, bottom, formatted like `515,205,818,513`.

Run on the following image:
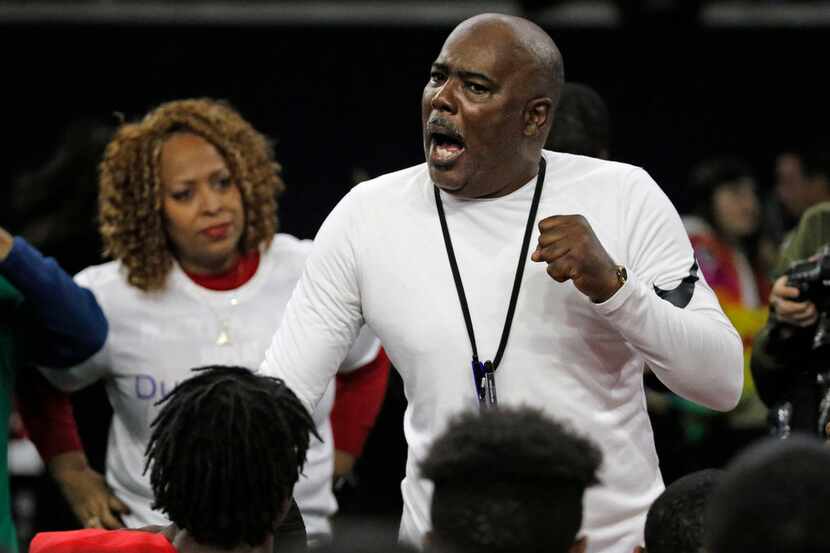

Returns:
31,365,315,553
8,120,113,276
676,157,769,468
545,82,610,160
5,119,121,538
704,435,830,553
4,98,389,543
774,152,809,231
775,151,830,233
752,147,830,437
0,227,129,548
751,202,830,435
760,147,830,256
635,469,721,553
685,158,769,315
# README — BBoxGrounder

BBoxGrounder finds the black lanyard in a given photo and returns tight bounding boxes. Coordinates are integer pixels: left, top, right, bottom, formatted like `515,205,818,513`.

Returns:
433,157,546,407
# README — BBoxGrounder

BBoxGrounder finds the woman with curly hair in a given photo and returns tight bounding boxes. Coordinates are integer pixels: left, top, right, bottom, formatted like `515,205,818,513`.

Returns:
32,98,389,542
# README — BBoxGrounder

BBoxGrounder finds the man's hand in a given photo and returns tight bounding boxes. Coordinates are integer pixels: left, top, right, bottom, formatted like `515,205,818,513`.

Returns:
0,226,13,263
531,214,621,303
47,450,130,529
770,275,818,327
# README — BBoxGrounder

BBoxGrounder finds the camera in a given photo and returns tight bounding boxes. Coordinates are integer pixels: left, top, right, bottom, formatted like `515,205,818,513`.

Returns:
786,244,830,314
766,245,830,439
784,245,830,351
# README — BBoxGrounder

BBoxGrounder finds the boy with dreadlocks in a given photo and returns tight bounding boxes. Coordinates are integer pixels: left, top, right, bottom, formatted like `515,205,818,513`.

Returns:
30,365,317,553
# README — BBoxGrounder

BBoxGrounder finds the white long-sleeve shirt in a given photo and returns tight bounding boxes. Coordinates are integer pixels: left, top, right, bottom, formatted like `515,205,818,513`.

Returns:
261,150,743,553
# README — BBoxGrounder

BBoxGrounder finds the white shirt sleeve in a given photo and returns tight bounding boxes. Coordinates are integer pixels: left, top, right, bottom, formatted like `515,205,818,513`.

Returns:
339,326,382,374
260,189,366,412
593,167,744,411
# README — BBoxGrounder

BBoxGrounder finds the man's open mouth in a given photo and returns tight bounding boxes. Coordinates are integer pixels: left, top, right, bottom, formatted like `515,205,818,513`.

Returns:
429,131,466,166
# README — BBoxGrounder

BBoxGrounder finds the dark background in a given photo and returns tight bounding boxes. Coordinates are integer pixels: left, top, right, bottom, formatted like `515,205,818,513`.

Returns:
0,1,827,544
1,21,826,239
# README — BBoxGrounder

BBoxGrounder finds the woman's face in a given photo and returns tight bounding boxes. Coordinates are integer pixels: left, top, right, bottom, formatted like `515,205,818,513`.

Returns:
712,177,760,241
159,132,245,274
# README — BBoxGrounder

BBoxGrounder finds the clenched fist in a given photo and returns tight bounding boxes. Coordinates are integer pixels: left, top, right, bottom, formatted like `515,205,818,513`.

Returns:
530,214,622,303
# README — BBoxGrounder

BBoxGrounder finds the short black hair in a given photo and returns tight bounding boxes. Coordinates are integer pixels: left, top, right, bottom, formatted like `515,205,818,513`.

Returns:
546,82,610,158
644,469,722,553
144,365,318,549
421,406,602,553
705,435,830,553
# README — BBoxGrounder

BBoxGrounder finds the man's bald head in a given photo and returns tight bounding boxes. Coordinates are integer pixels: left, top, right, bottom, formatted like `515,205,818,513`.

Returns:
447,14,564,106
421,13,563,198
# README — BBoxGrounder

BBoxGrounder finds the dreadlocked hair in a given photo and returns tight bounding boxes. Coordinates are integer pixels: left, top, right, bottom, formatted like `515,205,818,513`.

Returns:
99,98,284,291
144,365,318,549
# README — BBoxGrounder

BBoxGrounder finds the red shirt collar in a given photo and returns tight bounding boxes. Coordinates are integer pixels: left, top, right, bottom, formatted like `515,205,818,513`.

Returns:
183,250,260,291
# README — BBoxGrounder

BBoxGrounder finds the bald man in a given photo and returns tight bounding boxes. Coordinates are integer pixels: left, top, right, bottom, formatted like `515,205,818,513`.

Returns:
262,14,742,553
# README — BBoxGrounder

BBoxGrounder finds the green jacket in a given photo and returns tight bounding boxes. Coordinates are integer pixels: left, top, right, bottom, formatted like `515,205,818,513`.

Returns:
0,276,24,552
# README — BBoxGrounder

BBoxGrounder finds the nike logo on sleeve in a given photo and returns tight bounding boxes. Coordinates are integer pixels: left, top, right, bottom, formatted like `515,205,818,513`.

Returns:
653,261,699,308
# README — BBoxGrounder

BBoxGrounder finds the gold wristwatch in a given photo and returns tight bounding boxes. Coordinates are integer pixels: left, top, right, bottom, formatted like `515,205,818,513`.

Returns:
615,265,628,287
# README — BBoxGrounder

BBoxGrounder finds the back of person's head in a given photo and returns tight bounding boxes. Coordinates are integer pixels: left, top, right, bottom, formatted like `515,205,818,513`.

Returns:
145,365,318,549
644,469,722,553
421,406,602,553
705,435,830,553
546,82,611,159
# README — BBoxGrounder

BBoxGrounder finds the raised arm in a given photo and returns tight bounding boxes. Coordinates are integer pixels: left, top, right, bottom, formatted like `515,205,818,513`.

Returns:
532,167,743,410
603,168,743,410
260,190,366,412
2,227,124,528
0,229,107,368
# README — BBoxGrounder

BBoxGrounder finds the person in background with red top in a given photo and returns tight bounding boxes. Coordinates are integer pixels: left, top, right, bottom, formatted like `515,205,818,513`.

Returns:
7,98,389,542
680,157,770,467
0,226,129,549
31,365,316,553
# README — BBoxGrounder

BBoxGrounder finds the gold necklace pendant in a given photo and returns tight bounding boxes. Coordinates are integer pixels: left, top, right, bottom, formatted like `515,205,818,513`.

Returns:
216,321,231,346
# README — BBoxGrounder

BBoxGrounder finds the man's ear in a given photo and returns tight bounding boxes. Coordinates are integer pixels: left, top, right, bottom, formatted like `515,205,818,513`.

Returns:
524,97,554,137
633,546,646,553
569,536,587,553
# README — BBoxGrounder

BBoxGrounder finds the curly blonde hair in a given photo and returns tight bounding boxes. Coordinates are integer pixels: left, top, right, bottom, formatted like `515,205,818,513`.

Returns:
99,98,284,291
